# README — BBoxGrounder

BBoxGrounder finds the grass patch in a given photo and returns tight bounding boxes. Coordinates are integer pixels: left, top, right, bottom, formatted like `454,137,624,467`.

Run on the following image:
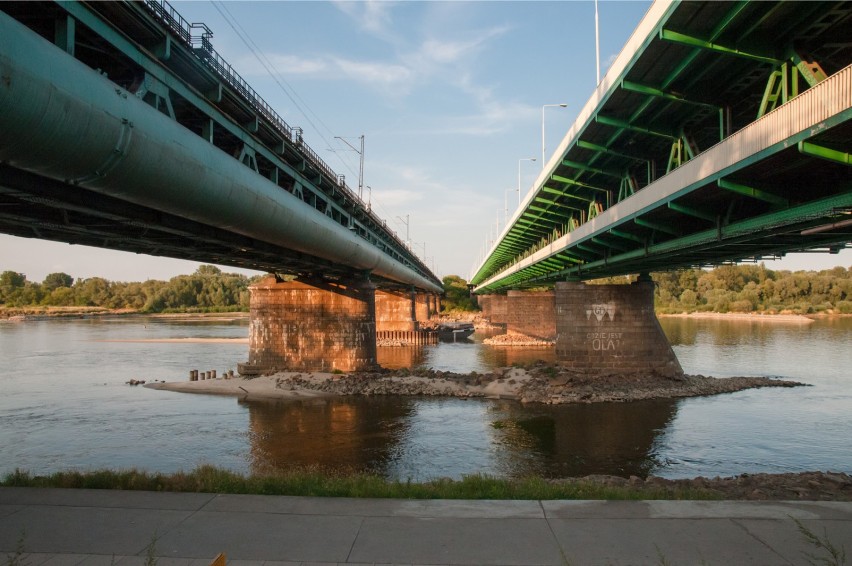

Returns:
1,465,721,500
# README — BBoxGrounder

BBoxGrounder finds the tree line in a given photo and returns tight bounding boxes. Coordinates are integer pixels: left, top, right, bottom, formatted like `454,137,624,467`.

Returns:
3,263,850,314
441,264,851,314
0,265,259,312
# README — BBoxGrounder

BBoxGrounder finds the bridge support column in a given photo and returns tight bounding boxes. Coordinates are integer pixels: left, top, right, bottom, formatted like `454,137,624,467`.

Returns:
490,294,508,325
506,290,556,341
247,276,377,373
478,295,492,318
375,289,417,332
555,278,683,377
414,293,431,322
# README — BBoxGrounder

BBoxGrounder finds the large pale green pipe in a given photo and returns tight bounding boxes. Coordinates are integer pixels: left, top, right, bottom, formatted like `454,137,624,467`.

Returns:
0,12,442,293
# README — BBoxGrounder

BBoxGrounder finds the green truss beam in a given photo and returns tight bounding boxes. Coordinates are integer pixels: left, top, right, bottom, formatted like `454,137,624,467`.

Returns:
635,217,681,236
543,185,595,203
798,141,852,166
550,175,609,194
667,201,717,223
576,139,649,163
595,114,677,140
610,229,646,244
659,29,782,65
620,80,718,110
717,179,789,205
560,160,623,179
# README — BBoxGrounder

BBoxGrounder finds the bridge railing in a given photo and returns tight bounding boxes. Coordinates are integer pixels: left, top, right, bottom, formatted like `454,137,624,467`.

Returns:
140,0,435,280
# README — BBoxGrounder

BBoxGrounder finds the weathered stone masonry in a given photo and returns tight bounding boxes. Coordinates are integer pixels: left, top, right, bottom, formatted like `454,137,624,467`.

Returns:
506,290,556,340
248,276,377,372
554,279,683,377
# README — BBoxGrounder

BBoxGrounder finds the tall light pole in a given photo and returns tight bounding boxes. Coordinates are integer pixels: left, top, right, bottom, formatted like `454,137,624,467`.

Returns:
504,188,516,226
518,157,536,206
595,0,600,84
334,134,365,200
542,103,568,167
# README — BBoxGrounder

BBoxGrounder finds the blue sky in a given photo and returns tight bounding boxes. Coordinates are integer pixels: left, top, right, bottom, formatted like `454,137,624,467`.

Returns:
1,0,849,282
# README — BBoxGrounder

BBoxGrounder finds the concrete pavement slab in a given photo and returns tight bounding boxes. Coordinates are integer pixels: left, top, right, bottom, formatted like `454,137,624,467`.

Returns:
732,518,852,565
201,494,405,517
0,487,215,511
391,499,545,519
548,517,789,566
0,504,23,518
153,510,363,562
348,516,565,565
0,505,192,555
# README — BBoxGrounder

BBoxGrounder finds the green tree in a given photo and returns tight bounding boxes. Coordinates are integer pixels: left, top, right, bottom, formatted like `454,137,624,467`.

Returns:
42,272,74,292
442,275,477,311
0,270,26,302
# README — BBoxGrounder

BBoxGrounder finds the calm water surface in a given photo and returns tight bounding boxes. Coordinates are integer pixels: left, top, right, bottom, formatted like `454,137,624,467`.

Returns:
0,315,849,479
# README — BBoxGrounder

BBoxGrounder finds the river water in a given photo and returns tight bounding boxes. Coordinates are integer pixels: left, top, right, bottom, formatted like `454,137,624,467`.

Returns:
1,315,849,480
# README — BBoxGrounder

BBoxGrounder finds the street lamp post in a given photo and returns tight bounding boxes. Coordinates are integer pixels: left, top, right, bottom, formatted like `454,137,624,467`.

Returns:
334,134,365,200
517,157,536,206
542,103,568,167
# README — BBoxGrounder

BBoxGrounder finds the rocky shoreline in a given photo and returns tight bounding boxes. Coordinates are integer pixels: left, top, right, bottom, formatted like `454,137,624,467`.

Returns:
147,362,806,405
570,471,852,501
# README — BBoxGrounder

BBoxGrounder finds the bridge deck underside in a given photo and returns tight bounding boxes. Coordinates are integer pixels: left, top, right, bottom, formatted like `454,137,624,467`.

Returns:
473,1,852,291
0,165,411,286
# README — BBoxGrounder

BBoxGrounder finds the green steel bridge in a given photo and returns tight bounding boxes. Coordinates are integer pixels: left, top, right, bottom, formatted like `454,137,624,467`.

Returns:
0,1,442,293
471,0,852,293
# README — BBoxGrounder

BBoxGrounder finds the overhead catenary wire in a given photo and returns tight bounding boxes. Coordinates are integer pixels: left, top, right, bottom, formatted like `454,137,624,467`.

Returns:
209,1,418,259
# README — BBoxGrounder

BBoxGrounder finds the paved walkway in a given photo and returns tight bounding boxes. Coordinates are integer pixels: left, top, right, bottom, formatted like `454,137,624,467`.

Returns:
1,487,850,565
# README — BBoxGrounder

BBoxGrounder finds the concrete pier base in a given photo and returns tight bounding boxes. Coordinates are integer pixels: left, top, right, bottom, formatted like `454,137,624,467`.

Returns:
555,279,683,377
247,276,377,372
506,290,556,340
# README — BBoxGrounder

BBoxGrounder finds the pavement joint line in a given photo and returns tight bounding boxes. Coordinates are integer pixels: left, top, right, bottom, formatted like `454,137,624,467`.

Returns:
730,517,796,566
538,500,572,566
343,516,365,564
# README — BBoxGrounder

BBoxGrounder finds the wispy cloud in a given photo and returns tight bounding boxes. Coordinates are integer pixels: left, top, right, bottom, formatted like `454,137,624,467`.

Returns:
331,57,413,89
333,0,396,36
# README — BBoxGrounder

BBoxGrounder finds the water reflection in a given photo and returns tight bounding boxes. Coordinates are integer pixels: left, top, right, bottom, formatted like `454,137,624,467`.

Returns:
241,394,678,480
242,396,415,476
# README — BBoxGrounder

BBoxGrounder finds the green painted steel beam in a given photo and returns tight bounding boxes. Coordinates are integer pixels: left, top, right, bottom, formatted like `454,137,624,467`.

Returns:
717,179,789,205
610,228,646,244
667,201,717,222
560,159,623,179
798,141,852,166
535,197,584,212
620,79,718,109
659,29,782,65
529,205,569,220
592,236,630,252
634,217,681,236
542,186,595,203
550,175,609,194
595,114,676,140
576,140,648,162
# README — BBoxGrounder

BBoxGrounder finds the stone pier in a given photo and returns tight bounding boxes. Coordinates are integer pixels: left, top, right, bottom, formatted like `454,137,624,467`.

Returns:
247,276,377,373
554,278,683,377
479,294,507,325
506,290,556,340
375,289,417,332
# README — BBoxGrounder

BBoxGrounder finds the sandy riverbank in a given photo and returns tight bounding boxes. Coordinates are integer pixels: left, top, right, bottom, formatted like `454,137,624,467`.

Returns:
658,311,816,323
146,363,806,405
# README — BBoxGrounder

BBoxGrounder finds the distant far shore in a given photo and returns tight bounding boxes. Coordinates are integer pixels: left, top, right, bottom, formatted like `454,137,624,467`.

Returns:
3,306,850,323
0,306,248,321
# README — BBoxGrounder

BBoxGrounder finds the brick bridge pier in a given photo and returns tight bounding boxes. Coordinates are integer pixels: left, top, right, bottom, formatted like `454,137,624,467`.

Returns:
479,277,682,377
245,276,440,373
